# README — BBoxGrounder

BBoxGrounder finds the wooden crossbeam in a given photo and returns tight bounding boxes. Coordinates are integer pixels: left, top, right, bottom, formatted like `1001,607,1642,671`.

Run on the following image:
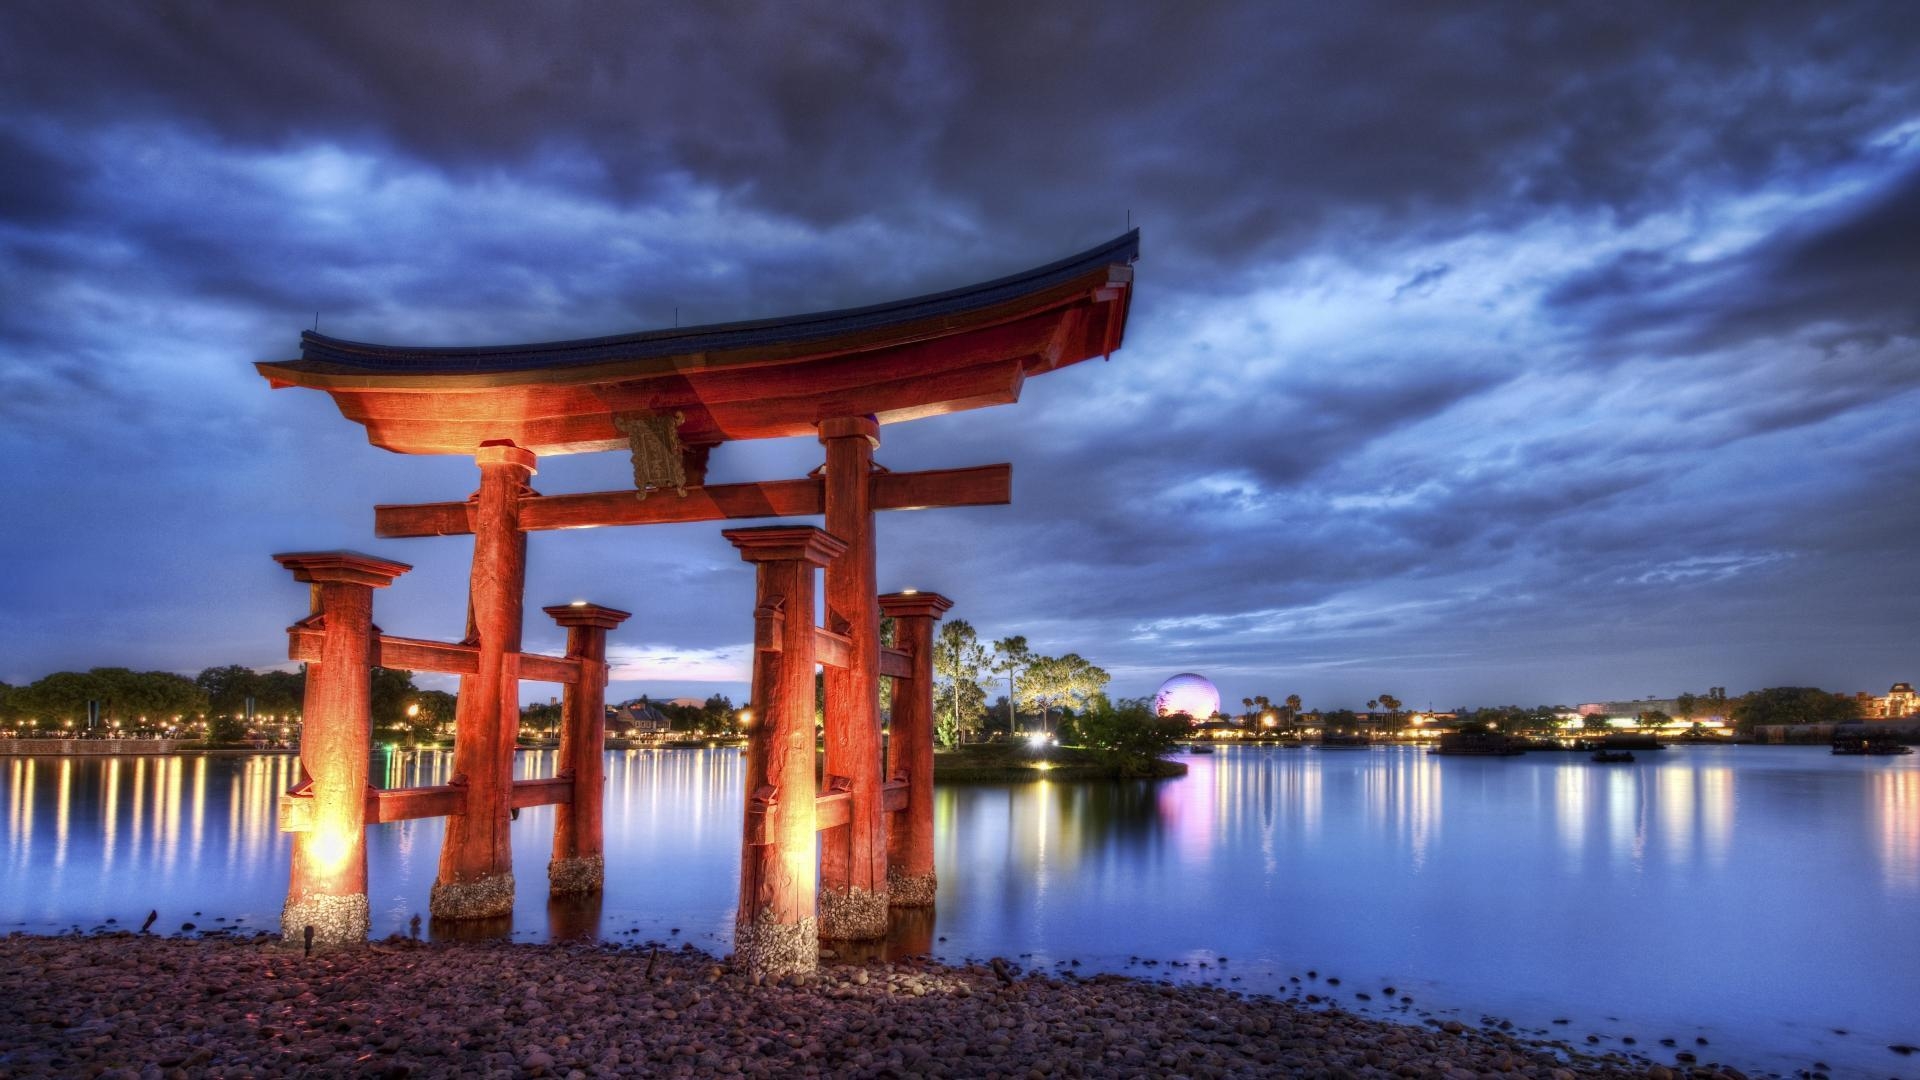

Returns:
509,776,574,810
280,776,574,832
739,778,912,844
366,785,464,825
286,628,580,685
751,623,897,675
813,627,853,670
814,788,851,832
880,647,913,680
516,654,579,685
374,463,1012,538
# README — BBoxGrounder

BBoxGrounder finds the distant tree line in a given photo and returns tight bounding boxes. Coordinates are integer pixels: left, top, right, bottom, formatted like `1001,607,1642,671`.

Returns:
1,664,431,744
928,622,1111,747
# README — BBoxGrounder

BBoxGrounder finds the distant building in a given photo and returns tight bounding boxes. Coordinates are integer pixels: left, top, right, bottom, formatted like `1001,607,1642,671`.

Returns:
609,699,672,737
1863,682,1918,721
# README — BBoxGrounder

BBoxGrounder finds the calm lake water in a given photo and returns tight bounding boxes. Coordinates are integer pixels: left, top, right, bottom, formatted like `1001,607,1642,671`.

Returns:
4,744,1916,1076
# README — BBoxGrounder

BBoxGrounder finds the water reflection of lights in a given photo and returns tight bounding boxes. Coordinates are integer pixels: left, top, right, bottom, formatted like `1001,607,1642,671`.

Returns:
1555,765,1588,859
190,756,207,868
1361,753,1442,870
9,759,33,870
105,757,120,871
1699,766,1732,867
1872,769,1919,893
1659,767,1694,867
55,759,70,868
1605,767,1643,869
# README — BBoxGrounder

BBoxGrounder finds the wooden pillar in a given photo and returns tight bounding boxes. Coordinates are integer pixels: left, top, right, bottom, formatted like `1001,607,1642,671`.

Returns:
817,415,888,940
432,441,535,919
878,591,951,907
726,525,847,976
543,602,629,896
273,551,410,948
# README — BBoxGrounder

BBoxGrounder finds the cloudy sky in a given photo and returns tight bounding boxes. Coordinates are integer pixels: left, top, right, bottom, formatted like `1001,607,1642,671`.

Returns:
3,3,1918,711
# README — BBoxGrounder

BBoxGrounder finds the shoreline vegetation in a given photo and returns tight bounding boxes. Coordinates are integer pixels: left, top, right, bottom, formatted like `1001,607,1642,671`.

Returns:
932,742,1189,783
0,932,1758,1079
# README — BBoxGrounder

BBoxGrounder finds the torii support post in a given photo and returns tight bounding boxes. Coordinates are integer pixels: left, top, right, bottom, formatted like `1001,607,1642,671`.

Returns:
727,525,847,976
273,551,411,948
817,416,889,940
878,590,952,907
433,441,536,920
544,602,629,896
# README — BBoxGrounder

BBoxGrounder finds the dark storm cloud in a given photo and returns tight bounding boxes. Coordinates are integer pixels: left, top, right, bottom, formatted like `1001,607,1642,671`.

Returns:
7,3,1920,276
0,128,86,225
5,2,1920,707
1548,161,1920,353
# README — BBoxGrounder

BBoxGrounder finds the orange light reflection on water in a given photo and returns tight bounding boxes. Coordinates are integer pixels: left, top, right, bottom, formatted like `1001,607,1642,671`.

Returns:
1873,768,1919,893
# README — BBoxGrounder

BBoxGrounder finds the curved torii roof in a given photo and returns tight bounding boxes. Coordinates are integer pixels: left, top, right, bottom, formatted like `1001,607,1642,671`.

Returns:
259,230,1138,456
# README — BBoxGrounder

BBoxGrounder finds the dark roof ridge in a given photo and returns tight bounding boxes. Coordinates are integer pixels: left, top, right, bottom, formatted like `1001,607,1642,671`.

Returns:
296,230,1139,374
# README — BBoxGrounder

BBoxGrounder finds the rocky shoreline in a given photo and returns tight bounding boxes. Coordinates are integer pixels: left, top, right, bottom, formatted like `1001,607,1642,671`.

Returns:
0,933,1775,1079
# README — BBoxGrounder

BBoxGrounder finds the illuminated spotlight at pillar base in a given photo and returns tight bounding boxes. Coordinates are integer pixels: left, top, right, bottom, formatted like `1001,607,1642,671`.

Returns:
887,867,937,908
282,892,369,949
429,872,515,920
735,912,818,977
547,854,604,897
818,885,890,941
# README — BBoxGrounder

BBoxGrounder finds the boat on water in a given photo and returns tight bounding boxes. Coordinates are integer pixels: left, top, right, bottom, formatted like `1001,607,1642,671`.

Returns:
1429,731,1526,757
1590,750,1636,763
1831,734,1914,756
1186,741,1215,754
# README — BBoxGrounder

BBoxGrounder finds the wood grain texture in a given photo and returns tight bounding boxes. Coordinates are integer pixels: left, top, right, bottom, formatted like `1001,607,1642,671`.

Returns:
375,464,1012,538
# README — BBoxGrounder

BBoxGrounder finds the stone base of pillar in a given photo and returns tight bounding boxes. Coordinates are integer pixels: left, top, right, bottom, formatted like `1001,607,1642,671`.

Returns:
818,885,890,940
735,912,818,976
547,855,604,897
281,893,370,949
887,867,937,908
429,872,515,919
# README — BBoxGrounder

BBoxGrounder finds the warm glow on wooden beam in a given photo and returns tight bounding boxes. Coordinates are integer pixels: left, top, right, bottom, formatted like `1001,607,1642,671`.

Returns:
742,781,913,844
286,629,579,684
281,776,574,833
879,647,913,680
373,464,1012,538
813,627,852,670
516,654,580,685
814,788,851,832
510,776,574,810
367,786,464,825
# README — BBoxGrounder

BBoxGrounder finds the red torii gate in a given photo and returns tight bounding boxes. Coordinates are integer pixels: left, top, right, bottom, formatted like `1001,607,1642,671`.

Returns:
260,231,1138,972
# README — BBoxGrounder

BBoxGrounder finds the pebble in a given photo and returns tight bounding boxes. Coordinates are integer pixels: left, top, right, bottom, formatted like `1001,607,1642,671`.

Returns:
0,934,1775,1079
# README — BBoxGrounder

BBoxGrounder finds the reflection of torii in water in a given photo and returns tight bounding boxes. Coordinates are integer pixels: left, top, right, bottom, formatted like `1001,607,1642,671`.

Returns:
258,231,1140,974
